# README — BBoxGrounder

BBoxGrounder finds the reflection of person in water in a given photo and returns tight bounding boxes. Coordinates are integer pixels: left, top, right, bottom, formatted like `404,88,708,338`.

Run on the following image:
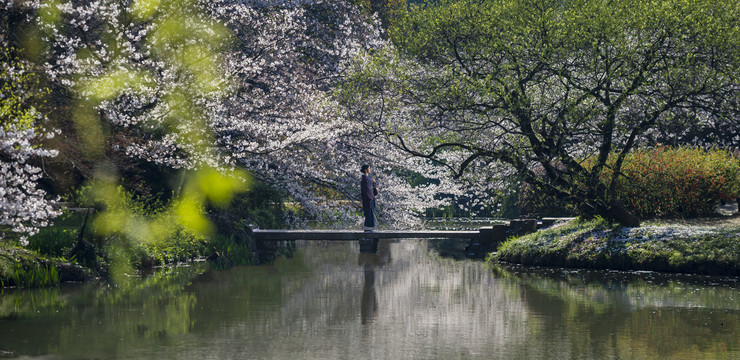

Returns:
360,262,377,325
357,240,392,325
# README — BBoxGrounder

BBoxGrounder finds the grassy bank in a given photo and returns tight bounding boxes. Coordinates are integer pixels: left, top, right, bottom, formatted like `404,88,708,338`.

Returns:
1,229,255,288
491,216,740,276
0,245,94,287
1,209,259,288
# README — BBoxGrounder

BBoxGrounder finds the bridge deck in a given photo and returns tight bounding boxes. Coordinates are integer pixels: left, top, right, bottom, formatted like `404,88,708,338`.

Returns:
253,229,480,241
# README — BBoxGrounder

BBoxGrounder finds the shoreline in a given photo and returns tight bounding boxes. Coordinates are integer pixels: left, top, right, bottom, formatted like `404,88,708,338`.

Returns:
0,246,94,288
5,215,740,287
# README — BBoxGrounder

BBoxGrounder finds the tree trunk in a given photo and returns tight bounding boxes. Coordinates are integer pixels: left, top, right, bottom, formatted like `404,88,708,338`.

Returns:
600,203,640,227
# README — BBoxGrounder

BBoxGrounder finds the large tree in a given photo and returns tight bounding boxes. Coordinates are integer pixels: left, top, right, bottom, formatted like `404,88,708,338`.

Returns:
342,0,740,226
7,0,461,230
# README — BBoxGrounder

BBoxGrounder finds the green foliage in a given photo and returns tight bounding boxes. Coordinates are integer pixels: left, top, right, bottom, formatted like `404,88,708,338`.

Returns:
141,229,209,266
208,234,254,270
9,262,59,288
26,226,78,258
0,46,50,132
25,211,94,261
392,0,740,64
0,245,61,288
607,147,740,218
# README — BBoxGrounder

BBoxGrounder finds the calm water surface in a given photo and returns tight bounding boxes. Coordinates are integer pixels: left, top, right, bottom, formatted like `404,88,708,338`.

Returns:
1,240,739,359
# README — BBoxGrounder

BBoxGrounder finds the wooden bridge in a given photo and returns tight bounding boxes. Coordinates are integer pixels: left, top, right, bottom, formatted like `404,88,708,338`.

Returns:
252,218,566,242
250,218,567,262
252,229,481,241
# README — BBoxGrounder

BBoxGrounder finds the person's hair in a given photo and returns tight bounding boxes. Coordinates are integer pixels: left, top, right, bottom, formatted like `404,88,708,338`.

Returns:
361,164,369,173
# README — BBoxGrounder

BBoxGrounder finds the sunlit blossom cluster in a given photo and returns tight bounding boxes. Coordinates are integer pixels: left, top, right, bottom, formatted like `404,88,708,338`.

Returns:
0,127,60,242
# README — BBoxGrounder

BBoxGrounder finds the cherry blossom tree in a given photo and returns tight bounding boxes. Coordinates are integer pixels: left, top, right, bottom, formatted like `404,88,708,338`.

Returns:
0,43,60,242
2,0,253,247
201,0,459,225
7,0,464,232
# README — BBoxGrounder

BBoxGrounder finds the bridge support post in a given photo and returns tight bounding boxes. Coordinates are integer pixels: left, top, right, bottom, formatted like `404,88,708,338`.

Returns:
466,225,508,258
509,219,538,236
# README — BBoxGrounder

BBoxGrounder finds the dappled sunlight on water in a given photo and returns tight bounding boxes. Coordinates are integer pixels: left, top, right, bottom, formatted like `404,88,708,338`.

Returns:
0,240,739,359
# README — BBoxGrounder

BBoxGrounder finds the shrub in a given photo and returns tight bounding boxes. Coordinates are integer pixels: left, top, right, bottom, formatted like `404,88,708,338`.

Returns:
26,212,88,257
520,147,740,220
208,181,289,233
608,147,740,219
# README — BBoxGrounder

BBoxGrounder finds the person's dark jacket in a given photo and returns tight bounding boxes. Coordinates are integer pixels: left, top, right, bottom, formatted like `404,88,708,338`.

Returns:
361,174,377,210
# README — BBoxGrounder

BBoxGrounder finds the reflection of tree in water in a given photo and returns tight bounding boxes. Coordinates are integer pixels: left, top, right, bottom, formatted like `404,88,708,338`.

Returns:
0,264,208,358
427,238,469,260
178,240,529,360
362,241,529,358
6,242,736,359
496,265,740,359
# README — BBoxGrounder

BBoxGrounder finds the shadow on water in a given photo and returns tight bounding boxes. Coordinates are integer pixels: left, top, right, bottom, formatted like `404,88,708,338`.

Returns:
427,238,469,260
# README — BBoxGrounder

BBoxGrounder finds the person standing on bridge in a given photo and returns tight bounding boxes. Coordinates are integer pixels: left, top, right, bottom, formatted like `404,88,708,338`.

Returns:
361,164,378,232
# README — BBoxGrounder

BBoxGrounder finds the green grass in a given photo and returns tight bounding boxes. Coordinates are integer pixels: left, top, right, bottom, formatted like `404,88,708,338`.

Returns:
140,230,210,266
208,234,255,270
491,217,740,275
9,262,60,288
0,245,61,288
27,226,79,257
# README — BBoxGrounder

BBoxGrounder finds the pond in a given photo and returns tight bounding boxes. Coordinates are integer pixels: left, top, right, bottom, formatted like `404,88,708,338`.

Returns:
1,239,739,359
